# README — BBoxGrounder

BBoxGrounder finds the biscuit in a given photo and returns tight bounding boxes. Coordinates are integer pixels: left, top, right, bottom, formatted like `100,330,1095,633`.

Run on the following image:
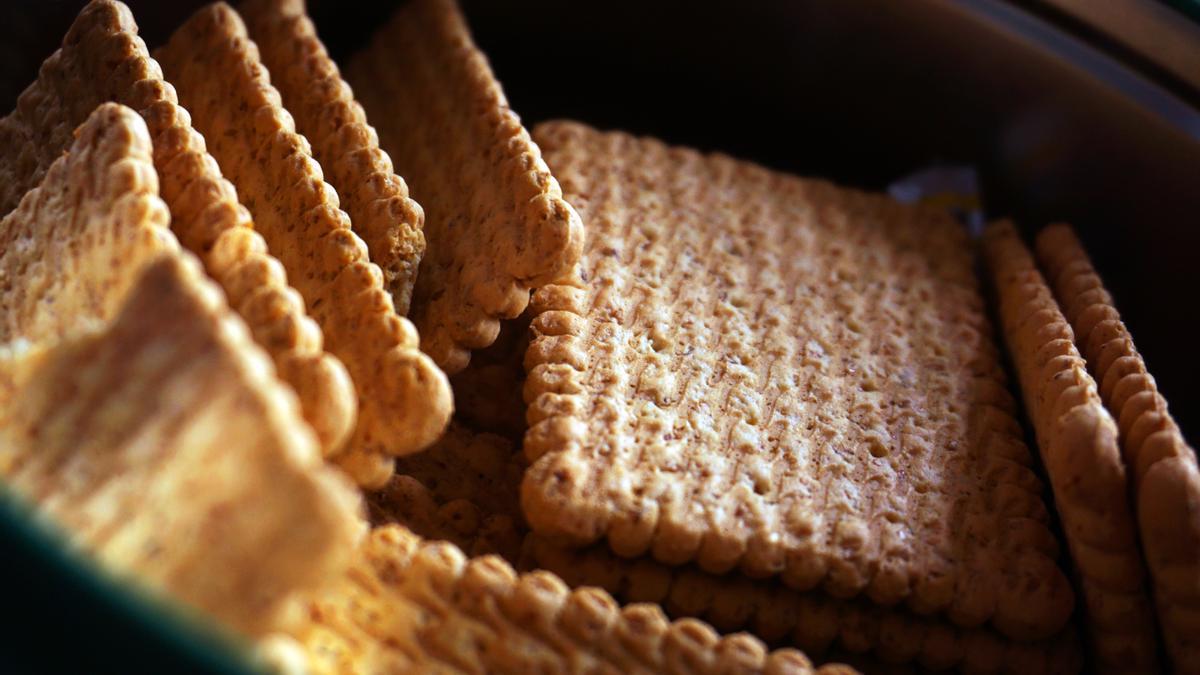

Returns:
0,253,362,636
521,121,1072,640
258,524,855,674
1035,223,1200,672
449,311,535,440
524,537,1084,674
239,0,425,316
982,221,1159,672
0,0,356,455
345,0,583,373
156,2,453,488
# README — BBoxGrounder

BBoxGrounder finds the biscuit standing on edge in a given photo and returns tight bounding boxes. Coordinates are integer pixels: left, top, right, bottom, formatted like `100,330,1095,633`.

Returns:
345,0,584,374
1035,223,1200,673
982,221,1159,672
256,525,856,675
0,0,356,456
522,122,1073,643
239,0,426,316
156,2,453,488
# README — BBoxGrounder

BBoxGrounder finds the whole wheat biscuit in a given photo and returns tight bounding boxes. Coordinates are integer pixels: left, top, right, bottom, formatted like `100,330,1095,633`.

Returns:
239,0,425,316
0,103,175,344
1034,223,1200,672
524,537,1084,675
522,121,1071,640
981,221,1159,672
257,524,854,675
0,253,362,636
345,0,584,373
155,2,453,488
0,0,356,455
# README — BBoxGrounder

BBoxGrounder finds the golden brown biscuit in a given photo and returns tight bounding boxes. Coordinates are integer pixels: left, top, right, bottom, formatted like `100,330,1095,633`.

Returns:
982,221,1159,672
257,524,855,674
524,537,1084,675
1035,223,1200,673
522,121,1072,641
345,0,583,373
239,0,425,316
156,2,453,488
448,311,534,441
0,253,362,636
0,0,355,455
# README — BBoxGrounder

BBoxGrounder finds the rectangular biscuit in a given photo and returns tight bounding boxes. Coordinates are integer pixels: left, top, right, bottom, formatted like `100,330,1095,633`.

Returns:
0,0,356,456
258,524,853,675
982,221,1159,671
1,145,360,634
521,122,1072,642
1034,223,1200,672
239,0,425,316
524,537,1083,674
155,2,453,488
344,0,583,373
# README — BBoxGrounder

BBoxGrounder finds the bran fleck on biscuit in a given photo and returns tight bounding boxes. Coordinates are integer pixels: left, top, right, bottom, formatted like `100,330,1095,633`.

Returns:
345,0,583,373
522,121,1072,640
0,253,362,637
982,221,1159,672
0,0,356,455
156,2,453,488
239,0,425,316
257,524,855,674
1035,223,1200,672
524,537,1084,674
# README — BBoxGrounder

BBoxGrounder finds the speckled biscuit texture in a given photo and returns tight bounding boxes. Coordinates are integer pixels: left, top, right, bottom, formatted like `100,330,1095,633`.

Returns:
345,0,583,374
524,537,1084,675
257,524,856,675
0,253,362,637
982,221,1158,672
240,0,425,316
1035,223,1200,673
156,2,453,488
0,0,356,455
522,122,1072,641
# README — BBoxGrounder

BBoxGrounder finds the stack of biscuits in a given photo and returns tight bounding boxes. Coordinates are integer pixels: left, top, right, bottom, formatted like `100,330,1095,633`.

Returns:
0,0,1194,673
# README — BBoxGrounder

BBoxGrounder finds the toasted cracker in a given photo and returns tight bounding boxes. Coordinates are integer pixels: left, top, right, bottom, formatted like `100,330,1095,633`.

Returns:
1034,223,1200,672
0,0,356,455
257,524,852,675
982,221,1159,671
156,2,453,488
0,253,362,636
0,103,175,343
240,0,425,316
525,537,1084,674
345,0,583,373
521,122,1071,640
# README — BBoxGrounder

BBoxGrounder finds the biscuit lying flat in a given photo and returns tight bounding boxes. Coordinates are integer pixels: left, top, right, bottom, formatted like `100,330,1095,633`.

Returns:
525,537,1083,674
345,0,583,373
1034,223,1200,673
0,0,355,455
0,252,362,636
259,525,854,675
156,2,452,488
522,122,1073,641
240,0,425,317
982,221,1158,672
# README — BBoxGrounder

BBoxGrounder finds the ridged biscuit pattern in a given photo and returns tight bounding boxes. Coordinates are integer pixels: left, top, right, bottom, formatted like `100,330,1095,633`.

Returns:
155,2,453,488
0,251,362,637
0,0,356,455
345,0,584,374
982,221,1159,672
260,524,856,674
522,122,1072,640
1035,223,1200,673
240,0,425,316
